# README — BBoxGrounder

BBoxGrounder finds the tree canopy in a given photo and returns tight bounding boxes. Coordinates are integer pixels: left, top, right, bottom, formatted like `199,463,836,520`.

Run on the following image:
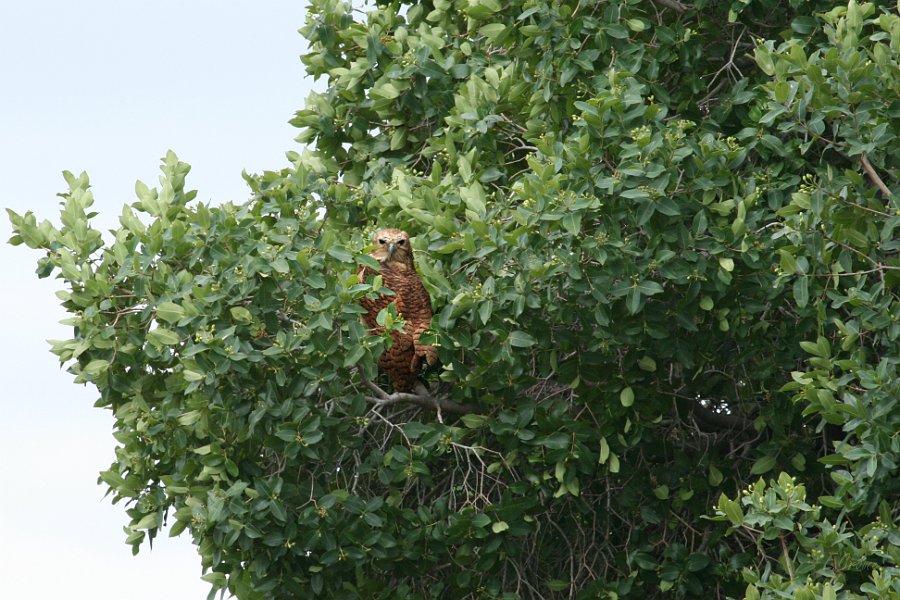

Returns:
8,0,900,598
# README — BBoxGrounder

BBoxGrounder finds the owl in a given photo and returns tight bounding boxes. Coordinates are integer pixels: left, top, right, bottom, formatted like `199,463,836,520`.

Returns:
358,229,438,393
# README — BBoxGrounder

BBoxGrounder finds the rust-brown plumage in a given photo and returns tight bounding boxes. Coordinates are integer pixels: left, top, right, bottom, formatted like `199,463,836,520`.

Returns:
358,229,438,392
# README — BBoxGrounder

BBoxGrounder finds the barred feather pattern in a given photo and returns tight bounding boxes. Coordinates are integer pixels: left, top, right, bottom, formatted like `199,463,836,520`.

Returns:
358,230,438,392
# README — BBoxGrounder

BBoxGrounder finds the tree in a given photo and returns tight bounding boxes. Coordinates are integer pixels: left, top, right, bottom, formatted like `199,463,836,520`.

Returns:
8,0,900,597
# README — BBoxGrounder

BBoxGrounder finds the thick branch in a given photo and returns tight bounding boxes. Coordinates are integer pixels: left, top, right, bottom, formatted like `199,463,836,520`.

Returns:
360,376,480,415
780,534,795,580
860,154,893,199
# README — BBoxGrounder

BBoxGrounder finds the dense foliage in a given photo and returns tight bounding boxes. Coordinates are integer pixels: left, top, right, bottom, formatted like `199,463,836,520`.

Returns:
9,0,900,598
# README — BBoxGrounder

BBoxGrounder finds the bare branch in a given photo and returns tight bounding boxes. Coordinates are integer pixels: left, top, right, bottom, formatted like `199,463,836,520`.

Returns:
709,28,745,85
860,154,893,199
780,534,795,580
359,375,480,414
822,232,900,270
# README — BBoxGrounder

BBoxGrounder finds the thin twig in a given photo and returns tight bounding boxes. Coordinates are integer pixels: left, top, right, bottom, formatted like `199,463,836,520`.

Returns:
822,232,899,270
707,28,746,89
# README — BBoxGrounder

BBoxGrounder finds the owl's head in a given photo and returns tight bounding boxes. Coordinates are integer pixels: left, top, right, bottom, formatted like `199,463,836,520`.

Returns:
370,229,414,268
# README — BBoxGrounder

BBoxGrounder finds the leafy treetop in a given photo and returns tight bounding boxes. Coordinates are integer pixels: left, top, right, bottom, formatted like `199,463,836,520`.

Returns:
8,0,900,598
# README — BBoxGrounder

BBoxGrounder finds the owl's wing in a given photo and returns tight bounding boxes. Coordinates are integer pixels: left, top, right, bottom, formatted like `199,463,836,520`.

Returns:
378,331,416,393
397,271,439,368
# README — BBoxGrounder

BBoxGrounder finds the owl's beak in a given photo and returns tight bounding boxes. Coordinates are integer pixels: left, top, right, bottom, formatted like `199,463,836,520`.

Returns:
387,242,396,258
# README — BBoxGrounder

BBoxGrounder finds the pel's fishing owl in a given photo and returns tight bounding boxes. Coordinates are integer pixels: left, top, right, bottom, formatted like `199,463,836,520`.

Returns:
358,229,438,392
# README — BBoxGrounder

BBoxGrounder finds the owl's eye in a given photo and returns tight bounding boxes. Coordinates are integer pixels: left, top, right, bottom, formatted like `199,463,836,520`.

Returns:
378,239,386,245
397,239,405,246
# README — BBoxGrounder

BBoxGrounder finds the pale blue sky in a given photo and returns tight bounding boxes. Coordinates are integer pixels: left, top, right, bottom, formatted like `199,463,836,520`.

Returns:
0,1,316,597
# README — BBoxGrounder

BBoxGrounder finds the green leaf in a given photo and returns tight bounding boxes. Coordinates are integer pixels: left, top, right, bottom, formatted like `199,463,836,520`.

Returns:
793,277,809,308
99,470,126,489
750,455,777,475
637,280,664,295
755,46,775,76
508,330,536,347
491,520,509,533
708,465,723,486
599,437,610,464
183,369,204,382
168,519,189,538
458,155,473,183
791,16,817,34
461,414,487,428
327,245,353,262
717,494,744,525
638,356,657,372
402,422,433,439
272,256,290,273
625,18,646,32
471,513,491,528
478,23,506,41
538,432,570,449
201,573,227,587
718,257,734,272
778,249,797,274
363,512,384,527
156,301,185,323
626,288,642,314
356,254,381,270
133,512,159,530
178,410,202,426
82,359,110,378
773,81,790,104
546,580,569,592
343,344,366,367
686,552,710,572
478,300,492,325
373,82,400,99
461,183,486,217
147,327,180,347
230,306,253,322
561,212,582,235
466,0,501,18
799,336,830,358
609,453,620,473
818,495,844,509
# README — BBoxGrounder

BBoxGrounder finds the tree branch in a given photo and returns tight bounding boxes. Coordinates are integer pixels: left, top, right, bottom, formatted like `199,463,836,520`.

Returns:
651,0,689,13
359,375,480,415
780,534,795,581
860,154,893,199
